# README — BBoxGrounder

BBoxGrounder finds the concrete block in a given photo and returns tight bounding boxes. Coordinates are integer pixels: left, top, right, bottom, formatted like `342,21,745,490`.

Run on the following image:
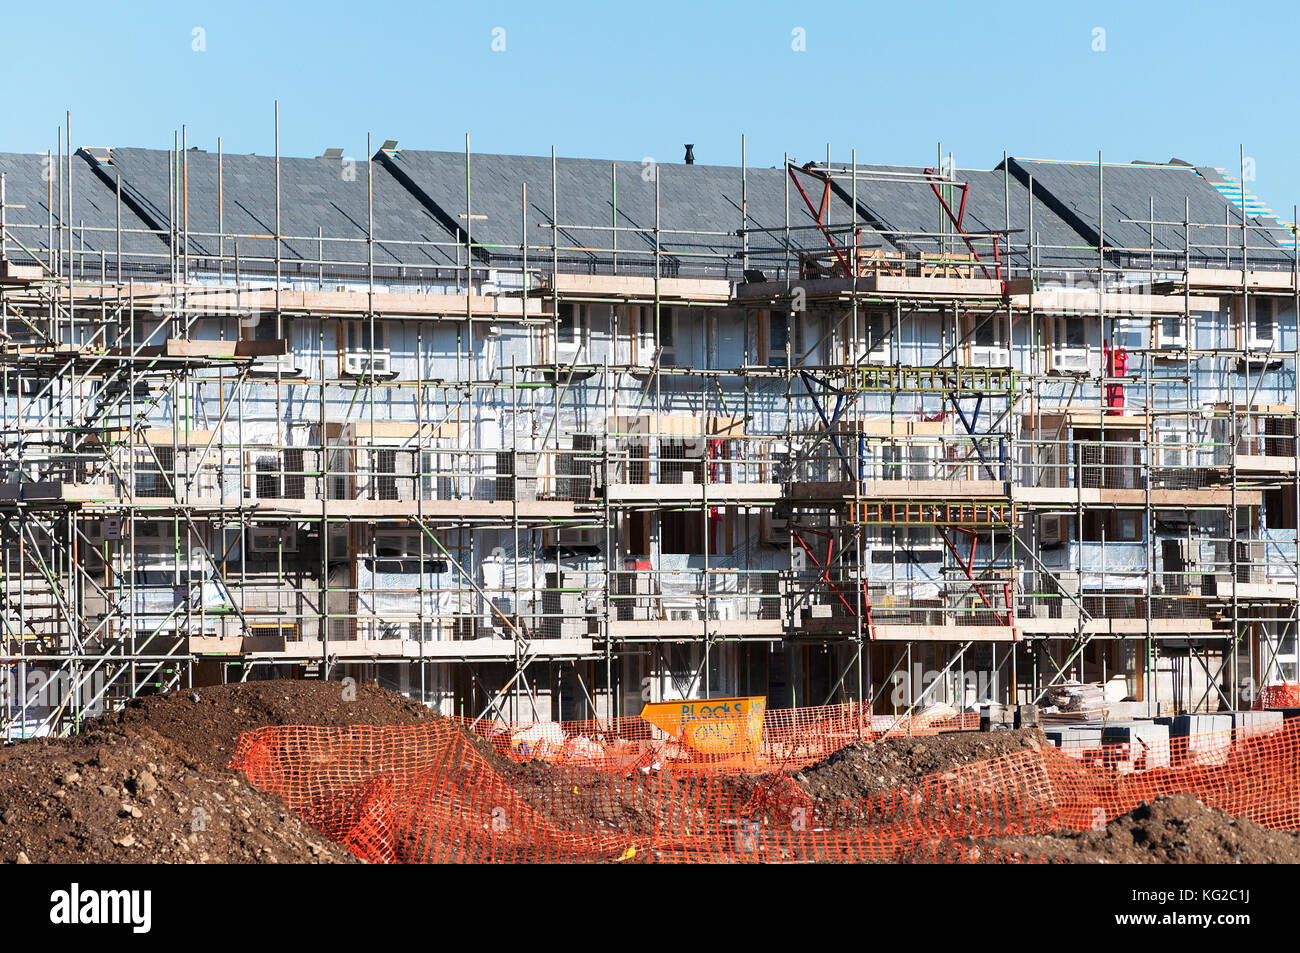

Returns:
1102,721,1171,771
1155,713,1233,766
979,704,1012,731
1108,701,1152,720
1015,704,1040,728
1043,725,1104,758
1230,709,1284,742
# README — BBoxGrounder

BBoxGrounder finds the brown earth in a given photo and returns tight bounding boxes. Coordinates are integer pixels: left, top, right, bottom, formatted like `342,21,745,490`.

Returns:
789,726,1049,800
0,679,441,864
941,793,1300,864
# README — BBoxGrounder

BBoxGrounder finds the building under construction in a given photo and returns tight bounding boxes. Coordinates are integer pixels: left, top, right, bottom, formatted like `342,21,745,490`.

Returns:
2,127,1299,736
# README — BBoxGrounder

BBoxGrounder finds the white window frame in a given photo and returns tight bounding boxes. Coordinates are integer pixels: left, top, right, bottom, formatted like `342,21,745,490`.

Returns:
1157,426,1188,468
343,320,391,377
1249,297,1277,351
371,530,427,560
968,312,1010,367
629,305,654,365
556,302,589,362
1051,315,1089,373
1156,312,1187,350
345,320,387,355
863,310,890,364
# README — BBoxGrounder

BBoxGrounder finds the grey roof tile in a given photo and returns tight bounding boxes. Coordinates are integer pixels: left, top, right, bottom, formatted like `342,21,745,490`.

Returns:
1006,158,1294,267
82,147,463,270
822,162,1100,273
0,151,167,266
6,143,1294,282
380,149,896,278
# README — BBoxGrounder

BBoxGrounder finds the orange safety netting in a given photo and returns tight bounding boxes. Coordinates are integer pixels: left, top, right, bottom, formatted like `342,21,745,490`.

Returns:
456,701,978,770
229,711,1300,864
1256,683,1300,709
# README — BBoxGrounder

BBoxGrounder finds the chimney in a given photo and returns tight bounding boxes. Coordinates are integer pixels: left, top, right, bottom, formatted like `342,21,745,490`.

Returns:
684,144,695,165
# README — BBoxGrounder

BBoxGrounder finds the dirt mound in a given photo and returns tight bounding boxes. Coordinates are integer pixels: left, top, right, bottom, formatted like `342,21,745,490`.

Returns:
95,680,441,772
983,793,1300,863
790,727,1049,801
0,679,441,864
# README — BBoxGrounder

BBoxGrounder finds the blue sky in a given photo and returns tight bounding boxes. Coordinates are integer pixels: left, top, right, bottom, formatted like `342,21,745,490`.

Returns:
3,0,1299,216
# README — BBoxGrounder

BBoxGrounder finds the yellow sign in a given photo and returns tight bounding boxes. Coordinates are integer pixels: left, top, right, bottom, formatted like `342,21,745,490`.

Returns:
640,696,766,758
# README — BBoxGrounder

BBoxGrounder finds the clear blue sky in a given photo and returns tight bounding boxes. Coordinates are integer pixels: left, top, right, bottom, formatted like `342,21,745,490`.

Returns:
4,0,1299,215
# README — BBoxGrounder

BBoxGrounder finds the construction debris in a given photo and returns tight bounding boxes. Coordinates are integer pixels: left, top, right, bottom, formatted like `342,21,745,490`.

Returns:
1040,683,1109,722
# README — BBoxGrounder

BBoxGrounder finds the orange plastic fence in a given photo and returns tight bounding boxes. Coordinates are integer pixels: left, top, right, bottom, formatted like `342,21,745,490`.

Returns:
229,713,1300,863
457,702,978,770
1256,683,1300,709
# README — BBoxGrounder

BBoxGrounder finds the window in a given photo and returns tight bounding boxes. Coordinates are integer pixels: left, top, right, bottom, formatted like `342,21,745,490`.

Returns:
769,312,789,354
1081,510,1143,542
630,305,655,363
1251,298,1276,348
764,311,803,366
627,305,682,365
659,511,730,555
969,312,1009,365
1161,539,1188,594
1112,320,1146,352
373,448,398,501
1076,430,1140,489
135,445,174,497
1058,317,1086,348
625,511,650,555
255,454,280,499
1159,313,1184,348
1264,417,1297,457
557,435,596,500
866,312,886,349
283,448,305,499
660,307,676,354
868,527,942,563
864,311,889,361
368,530,446,573
346,321,386,353
659,438,704,485
558,302,580,344
327,448,351,500
556,302,590,357
246,314,278,342
1264,483,1299,530
1051,316,1089,372
661,511,704,555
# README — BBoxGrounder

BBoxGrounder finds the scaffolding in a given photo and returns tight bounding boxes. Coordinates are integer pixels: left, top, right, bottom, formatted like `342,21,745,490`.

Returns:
2,118,1299,738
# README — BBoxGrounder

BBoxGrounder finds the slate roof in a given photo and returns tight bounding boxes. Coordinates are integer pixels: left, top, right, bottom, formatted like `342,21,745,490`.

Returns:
0,151,167,265
2,143,1293,282
80,147,463,271
821,163,1101,273
1005,158,1295,268
380,149,895,279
